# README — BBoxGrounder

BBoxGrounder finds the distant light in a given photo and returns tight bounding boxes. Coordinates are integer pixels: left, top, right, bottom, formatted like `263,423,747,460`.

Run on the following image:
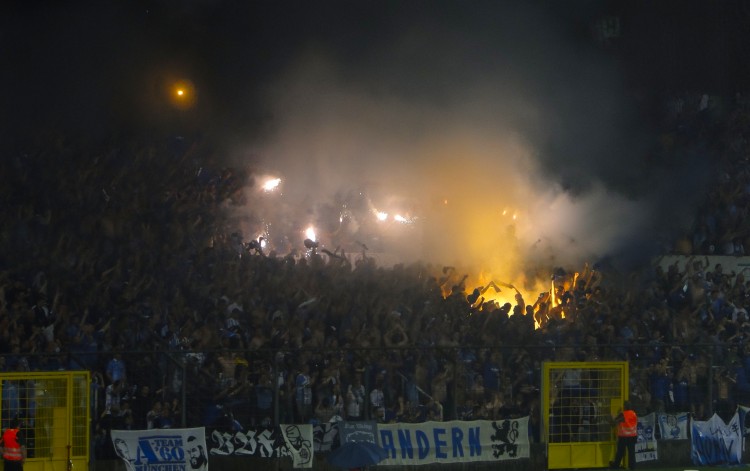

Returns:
394,214,408,223
262,178,281,192
376,211,388,221
168,79,196,110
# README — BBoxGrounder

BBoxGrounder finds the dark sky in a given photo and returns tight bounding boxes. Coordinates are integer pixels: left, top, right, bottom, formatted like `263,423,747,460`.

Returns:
3,0,749,278
5,0,749,141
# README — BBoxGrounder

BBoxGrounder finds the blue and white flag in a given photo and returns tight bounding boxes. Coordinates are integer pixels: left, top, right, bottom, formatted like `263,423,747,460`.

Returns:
691,413,742,465
636,412,657,463
112,427,208,471
657,412,689,440
737,404,750,437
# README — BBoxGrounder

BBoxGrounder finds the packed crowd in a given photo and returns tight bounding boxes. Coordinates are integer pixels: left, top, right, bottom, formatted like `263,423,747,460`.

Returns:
3,92,750,460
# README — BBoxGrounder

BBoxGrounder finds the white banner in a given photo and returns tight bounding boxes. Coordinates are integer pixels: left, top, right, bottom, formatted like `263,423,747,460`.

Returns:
112,427,208,471
378,418,529,466
691,412,742,465
280,424,314,468
657,412,689,440
209,424,313,467
635,412,657,463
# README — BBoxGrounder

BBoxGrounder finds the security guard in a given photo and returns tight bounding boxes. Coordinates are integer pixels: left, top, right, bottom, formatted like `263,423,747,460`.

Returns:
610,401,637,469
1,417,26,471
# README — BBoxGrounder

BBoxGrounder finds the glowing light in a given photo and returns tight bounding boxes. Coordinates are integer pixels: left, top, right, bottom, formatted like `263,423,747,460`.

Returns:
376,211,388,221
462,274,543,329
168,79,196,110
262,178,281,192
394,214,407,223
550,280,558,307
305,226,316,242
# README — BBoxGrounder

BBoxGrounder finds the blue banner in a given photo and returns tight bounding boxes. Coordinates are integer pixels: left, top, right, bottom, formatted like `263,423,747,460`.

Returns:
112,427,208,471
691,413,742,466
378,418,530,466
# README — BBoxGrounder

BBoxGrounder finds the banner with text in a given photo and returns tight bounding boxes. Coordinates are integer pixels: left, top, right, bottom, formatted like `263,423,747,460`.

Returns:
208,424,313,468
378,418,530,466
111,427,208,471
691,413,742,466
636,412,657,463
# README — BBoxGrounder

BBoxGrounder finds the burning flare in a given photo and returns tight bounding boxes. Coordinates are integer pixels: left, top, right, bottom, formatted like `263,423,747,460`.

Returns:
262,178,281,192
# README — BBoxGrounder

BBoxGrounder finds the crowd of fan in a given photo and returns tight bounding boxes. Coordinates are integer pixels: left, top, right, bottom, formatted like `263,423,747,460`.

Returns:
3,93,750,458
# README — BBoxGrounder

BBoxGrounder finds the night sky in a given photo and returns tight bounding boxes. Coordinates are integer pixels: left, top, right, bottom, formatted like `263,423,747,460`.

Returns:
3,0,750,279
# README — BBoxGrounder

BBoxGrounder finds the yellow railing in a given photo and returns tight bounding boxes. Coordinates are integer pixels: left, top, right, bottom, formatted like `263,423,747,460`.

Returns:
1,371,89,471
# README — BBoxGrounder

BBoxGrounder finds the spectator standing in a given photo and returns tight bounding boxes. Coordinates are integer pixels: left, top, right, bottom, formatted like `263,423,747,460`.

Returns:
294,364,314,423
345,378,365,421
130,385,152,429
105,351,127,385
103,380,124,418
314,397,336,424
146,401,162,430
368,382,385,422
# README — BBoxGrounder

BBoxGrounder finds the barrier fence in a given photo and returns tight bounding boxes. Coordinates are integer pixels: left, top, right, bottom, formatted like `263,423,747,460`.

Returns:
0,342,740,463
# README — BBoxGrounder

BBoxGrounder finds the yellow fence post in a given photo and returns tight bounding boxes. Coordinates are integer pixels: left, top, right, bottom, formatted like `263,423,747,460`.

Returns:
543,361,628,469
0,371,90,471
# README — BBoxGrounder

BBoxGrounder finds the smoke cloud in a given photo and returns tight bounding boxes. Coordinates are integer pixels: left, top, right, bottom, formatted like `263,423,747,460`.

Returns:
223,2,700,292
4,1,706,289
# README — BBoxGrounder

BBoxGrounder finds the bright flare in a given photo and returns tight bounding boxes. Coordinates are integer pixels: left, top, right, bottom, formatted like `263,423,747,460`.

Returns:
262,178,281,192
305,226,316,242
168,79,196,109
376,211,388,221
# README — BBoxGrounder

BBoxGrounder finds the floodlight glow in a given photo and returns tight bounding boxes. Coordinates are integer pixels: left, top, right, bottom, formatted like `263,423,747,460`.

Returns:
376,211,388,221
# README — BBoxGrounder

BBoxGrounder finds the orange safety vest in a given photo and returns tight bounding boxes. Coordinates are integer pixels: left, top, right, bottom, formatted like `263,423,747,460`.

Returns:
617,410,638,437
2,428,23,461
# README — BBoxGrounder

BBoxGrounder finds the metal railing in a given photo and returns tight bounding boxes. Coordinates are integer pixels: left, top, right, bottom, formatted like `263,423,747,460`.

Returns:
0,342,739,449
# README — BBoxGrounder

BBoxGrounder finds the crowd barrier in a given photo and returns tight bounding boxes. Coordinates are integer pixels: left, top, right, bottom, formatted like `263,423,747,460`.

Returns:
1,342,747,469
